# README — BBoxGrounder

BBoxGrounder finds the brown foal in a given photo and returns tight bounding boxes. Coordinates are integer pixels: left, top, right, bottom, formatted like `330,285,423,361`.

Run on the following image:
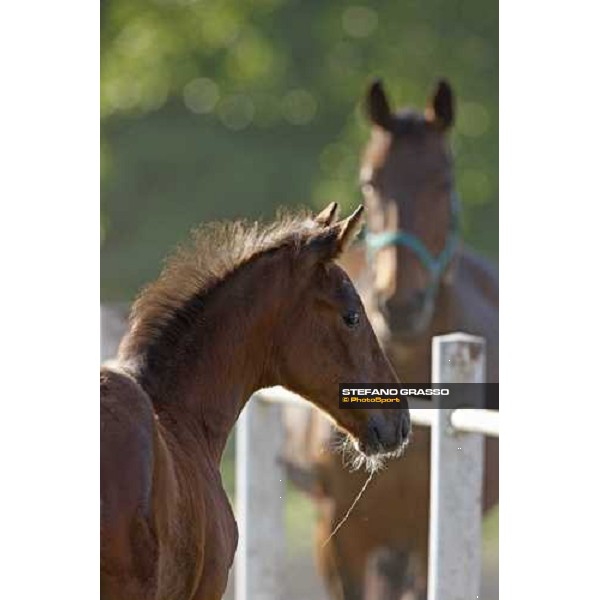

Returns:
100,204,411,600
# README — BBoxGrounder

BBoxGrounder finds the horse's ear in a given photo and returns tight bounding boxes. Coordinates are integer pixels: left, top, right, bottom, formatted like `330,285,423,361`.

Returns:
315,202,339,227
428,79,454,130
366,79,393,130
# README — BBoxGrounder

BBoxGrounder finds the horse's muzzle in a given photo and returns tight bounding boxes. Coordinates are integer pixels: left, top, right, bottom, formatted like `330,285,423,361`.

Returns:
380,291,435,338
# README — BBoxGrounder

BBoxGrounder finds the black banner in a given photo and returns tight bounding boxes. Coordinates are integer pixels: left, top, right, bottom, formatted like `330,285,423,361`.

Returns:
338,383,499,410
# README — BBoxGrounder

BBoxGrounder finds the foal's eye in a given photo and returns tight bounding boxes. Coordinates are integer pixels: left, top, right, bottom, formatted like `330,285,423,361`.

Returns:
343,311,360,329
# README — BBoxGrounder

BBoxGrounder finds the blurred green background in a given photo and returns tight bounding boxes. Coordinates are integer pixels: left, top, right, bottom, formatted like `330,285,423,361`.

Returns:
101,0,498,301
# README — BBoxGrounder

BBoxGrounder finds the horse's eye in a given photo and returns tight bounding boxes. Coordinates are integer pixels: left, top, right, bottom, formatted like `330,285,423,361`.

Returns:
361,182,375,196
343,311,360,329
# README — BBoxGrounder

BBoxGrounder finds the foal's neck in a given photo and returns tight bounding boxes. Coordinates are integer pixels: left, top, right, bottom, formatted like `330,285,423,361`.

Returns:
122,254,287,462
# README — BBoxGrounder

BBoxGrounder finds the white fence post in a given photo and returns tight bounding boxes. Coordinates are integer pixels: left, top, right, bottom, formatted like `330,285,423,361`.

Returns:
428,332,486,600
235,393,286,600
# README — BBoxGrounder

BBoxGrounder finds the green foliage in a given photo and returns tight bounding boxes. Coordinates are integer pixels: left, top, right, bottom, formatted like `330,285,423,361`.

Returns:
101,0,497,300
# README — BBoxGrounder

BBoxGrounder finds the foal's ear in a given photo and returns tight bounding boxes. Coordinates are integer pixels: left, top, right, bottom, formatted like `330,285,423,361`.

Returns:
428,79,454,130
334,205,365,255
366,79,393,130
309,205,365,262
315,202,340,227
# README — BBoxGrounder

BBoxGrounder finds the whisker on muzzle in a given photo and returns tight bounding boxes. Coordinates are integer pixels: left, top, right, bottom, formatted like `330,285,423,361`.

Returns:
330,431,411,474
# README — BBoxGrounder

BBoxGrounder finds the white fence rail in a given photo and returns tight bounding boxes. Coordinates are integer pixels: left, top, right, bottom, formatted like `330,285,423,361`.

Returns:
100,307,497,600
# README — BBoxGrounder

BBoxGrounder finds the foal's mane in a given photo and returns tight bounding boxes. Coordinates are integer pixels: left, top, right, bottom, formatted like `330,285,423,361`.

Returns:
119,209,320,359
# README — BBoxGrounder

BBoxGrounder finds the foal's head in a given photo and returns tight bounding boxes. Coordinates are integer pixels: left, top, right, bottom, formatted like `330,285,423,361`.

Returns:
360,79,458,338
121,203,410,462
276,203,410,461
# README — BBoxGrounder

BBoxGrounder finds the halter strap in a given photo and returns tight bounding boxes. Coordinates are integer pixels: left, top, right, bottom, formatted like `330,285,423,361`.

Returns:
365,191,461,298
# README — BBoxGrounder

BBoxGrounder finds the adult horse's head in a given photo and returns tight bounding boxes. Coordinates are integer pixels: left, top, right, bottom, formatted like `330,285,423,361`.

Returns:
360,79,458,339
278,203,410,461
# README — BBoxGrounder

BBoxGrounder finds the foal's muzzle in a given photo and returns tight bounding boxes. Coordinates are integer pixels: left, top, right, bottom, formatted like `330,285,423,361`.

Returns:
361,410,411,456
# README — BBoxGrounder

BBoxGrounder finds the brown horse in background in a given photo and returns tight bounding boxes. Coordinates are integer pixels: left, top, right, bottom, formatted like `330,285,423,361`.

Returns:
100,204,411,600
283,80,498,599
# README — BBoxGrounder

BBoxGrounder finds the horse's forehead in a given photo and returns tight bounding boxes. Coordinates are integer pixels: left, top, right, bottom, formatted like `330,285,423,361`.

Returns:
362,117,446,171
366,145,450,203
392,110,428,131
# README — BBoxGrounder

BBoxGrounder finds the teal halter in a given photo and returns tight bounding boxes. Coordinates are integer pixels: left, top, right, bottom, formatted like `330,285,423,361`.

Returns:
365,191,461,301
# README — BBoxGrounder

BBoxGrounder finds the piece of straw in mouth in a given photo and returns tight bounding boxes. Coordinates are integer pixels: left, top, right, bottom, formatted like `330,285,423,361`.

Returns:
321,469,375,547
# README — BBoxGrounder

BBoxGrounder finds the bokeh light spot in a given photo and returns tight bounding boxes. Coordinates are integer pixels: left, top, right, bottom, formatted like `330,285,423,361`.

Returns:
183,78,220,114
226,29,279,84
282,89,318,125
218,94,255,130
201,8,241,50
342,6,378,38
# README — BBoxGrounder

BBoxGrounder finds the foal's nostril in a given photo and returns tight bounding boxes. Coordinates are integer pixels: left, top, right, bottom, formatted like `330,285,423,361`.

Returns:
400,413,411,440
368,420,382,448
